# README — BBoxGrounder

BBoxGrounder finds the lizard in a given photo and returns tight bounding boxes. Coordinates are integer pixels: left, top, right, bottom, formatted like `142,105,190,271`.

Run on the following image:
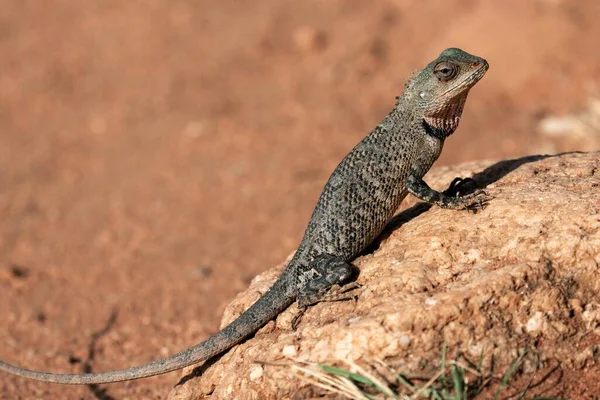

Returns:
0,47,489,384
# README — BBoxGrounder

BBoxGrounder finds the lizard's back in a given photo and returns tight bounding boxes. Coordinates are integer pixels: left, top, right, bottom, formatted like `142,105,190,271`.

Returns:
298,109,421,263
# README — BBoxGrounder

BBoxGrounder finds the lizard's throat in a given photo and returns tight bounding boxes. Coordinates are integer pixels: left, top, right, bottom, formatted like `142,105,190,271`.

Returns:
423,92,468,137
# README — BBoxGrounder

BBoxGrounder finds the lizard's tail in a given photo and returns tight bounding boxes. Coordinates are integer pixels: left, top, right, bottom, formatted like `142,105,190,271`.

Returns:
0,276,295,384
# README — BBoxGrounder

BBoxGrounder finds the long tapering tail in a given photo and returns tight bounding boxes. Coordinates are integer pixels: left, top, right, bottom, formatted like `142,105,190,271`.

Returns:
0,276,295,384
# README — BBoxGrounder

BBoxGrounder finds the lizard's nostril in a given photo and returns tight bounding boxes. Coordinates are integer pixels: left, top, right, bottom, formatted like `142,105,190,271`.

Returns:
472,61,481,67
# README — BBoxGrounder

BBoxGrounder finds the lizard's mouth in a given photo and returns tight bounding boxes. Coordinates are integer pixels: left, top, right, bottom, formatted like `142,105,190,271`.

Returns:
463,60,489,86
439,59,489,99
471,59,489,80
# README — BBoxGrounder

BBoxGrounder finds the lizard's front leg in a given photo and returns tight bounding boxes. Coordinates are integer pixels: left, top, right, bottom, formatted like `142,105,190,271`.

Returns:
292,255,360,329
406,173,490,211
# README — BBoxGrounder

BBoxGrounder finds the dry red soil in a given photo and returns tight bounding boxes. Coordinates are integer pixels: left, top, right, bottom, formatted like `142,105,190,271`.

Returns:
1,1,599,399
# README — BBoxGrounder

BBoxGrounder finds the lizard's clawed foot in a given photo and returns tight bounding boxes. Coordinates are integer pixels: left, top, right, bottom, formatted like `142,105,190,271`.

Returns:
461,190,493,213
305,281,362,305
444,177,492,213
291,282,362,330
322,281,362,300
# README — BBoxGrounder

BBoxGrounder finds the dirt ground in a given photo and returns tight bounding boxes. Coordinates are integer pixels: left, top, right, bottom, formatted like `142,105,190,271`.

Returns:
0,1,598,399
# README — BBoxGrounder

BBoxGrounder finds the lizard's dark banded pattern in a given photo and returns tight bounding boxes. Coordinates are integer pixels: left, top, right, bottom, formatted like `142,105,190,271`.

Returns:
0,48,489,384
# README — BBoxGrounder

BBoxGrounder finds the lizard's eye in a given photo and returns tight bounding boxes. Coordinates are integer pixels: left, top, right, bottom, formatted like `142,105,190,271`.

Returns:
434,62,458,81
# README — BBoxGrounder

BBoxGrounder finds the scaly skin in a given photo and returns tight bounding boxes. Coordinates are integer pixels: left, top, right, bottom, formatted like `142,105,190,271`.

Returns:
0,48,489,384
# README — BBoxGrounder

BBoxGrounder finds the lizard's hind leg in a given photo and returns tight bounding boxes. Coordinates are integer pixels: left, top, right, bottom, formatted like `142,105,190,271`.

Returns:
293,255,360,329
297,255,359,308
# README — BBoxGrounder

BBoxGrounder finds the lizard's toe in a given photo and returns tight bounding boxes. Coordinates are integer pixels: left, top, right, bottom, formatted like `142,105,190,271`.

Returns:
463,190,493,213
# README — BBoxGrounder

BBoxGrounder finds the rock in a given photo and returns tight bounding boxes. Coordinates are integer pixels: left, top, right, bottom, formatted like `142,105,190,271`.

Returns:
169,152,600,399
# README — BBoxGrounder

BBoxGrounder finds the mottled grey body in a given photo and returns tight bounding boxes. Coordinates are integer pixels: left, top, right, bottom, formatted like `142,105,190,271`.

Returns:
0,48,489,384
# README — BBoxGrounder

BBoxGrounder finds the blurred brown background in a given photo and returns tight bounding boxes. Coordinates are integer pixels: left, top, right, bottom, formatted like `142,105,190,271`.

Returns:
1,1,599,398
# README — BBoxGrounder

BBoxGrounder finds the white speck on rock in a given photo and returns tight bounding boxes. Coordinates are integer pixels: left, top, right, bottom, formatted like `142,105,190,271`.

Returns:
425,297,437,307
429,237,442,248
526,312,545,333
466,248,481,261
249,364,264,381
399,336,411,347
282,345,297,357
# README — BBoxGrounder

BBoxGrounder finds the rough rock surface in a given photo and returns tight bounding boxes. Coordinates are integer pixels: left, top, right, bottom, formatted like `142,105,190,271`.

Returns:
169,152,600,399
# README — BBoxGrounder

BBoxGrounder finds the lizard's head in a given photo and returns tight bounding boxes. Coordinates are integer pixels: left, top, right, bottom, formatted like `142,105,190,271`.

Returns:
404,48,488,136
